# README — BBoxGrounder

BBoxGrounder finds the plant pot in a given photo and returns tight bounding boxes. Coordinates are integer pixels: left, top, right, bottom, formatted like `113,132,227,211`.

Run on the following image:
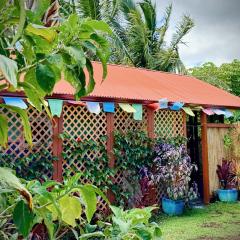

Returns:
217,189,238,202
162,197,185,216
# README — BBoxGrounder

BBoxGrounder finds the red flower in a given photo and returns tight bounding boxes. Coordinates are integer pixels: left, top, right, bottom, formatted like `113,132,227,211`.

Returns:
76,137,82,142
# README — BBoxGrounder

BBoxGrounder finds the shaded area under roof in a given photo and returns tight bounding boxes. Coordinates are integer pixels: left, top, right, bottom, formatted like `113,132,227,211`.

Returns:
53,62,240,108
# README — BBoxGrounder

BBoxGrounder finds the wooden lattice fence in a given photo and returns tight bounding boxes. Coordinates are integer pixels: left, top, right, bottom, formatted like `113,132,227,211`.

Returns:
0,102,185,207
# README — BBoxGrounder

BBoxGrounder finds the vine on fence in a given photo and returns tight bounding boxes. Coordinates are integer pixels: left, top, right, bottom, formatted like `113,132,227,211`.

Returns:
60,132,115,191
0,149,56,181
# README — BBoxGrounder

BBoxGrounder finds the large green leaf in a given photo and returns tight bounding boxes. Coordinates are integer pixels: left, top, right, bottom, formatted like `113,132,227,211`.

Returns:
64,46,86,66
0,55,18,88
59,196,82,227
85,59,95,94
36,63,56,94
26,24,57,42
13,200,34,238
0,104,32,146
86,20,112,34
0,114,8,148
79,185,97,222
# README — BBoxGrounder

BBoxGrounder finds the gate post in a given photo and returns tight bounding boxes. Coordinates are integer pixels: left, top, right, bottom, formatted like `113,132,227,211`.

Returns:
201,112,210,204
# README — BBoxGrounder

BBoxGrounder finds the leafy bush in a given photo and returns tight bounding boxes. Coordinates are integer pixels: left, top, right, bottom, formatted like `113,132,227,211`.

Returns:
0,149,56,181
103,206,162,239
0,168,108,239
113,131,155,207
153,142,198,201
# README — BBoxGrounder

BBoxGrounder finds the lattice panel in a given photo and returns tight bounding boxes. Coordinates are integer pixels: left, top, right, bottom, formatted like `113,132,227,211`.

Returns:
155,182,167,204
114,107,147,132
154,110,184,138
0,105,53,178
62,104,108,213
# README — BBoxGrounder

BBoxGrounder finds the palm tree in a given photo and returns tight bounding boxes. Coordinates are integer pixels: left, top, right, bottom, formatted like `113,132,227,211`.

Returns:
59,0,194,73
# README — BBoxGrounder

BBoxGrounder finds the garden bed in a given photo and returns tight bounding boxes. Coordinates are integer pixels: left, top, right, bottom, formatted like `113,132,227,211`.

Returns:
157,202,240,240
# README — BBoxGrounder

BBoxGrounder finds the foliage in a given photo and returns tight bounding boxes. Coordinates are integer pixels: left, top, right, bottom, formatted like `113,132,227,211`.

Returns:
0,167,108,239
113,130,155,207
188,60,240,96
153,142,198,201
104,205,162,239
60,0,194,73
216,160,237,189
60,132,115,191
0,149,57,181
0,0,111,146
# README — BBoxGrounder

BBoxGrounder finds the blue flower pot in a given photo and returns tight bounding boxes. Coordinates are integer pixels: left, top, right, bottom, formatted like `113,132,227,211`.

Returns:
162,197,185,216
217,189,238,202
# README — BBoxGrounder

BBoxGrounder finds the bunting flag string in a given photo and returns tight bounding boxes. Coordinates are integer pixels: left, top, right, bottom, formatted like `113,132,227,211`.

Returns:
3,97,27,109
170,102,184,111
86,102,101,114
159,98,168,109
103,102,115,113
132,104,142,120
67,100,86,106
182,107,195,117
48,99,63,117
119,103,136,113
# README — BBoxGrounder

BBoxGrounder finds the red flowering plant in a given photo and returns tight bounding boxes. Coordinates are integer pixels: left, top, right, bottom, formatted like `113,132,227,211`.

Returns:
153,141,198,201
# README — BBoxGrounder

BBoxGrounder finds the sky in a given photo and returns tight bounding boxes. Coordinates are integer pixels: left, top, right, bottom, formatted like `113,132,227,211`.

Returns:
154,0,240,68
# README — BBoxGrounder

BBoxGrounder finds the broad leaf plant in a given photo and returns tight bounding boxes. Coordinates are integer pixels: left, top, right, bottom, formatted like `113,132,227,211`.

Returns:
0,0,111,147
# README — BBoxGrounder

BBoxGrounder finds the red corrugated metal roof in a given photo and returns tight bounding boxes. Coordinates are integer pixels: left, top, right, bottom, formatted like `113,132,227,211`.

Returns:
53,62,240,108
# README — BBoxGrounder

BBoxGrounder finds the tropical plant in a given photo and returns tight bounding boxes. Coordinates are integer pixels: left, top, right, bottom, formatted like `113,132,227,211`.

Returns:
60,0,194,72
0,149,57,181
153,142,198,201
0,167,109,239
103,205,162,239
0,0,111,147
216,160,237,189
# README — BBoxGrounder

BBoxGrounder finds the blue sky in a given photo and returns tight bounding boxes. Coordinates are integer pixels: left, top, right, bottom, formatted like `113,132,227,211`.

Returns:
153,0,240,68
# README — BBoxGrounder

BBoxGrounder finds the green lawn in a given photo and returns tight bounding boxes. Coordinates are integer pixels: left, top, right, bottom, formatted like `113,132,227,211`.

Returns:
157,202,240,240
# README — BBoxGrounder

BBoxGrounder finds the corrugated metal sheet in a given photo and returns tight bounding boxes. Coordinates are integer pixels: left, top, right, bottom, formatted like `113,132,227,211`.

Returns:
53,62,240,108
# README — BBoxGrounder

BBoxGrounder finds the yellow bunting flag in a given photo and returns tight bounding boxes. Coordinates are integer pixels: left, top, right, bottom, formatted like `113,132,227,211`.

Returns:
119,103,136,113
182,107,195,117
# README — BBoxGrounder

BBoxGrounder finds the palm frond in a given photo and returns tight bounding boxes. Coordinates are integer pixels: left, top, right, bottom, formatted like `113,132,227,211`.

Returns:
157,3,172,48
77,0,101,20
139,0,156,34
170,15,194,50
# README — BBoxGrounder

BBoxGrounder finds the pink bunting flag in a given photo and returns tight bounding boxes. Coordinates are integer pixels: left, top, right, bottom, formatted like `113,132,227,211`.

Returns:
202,108,214,115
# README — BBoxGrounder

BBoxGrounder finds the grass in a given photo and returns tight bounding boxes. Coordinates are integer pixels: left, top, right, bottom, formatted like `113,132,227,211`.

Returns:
157,202,240,240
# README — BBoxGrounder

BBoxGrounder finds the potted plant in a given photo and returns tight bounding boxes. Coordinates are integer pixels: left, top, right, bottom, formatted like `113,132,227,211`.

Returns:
154,142,198,215
216,160,238,202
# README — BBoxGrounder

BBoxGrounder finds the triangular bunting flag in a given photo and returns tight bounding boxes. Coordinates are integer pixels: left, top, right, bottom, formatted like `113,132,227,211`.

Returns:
133,104,142,120
86,102,101,114
48,99,63,117
103,102,115,113
182,107,195,117
3,97,27,109
119,103,136,113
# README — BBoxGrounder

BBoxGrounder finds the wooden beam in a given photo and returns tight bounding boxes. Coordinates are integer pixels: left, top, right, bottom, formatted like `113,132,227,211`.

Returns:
201,112,210,204
147,107,155,139
52,114,63,182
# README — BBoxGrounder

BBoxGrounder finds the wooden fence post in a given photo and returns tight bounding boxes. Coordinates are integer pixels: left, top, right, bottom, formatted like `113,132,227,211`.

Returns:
201,112,210,204
106,112,115,203
52,114,63,182
147,107,155,139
